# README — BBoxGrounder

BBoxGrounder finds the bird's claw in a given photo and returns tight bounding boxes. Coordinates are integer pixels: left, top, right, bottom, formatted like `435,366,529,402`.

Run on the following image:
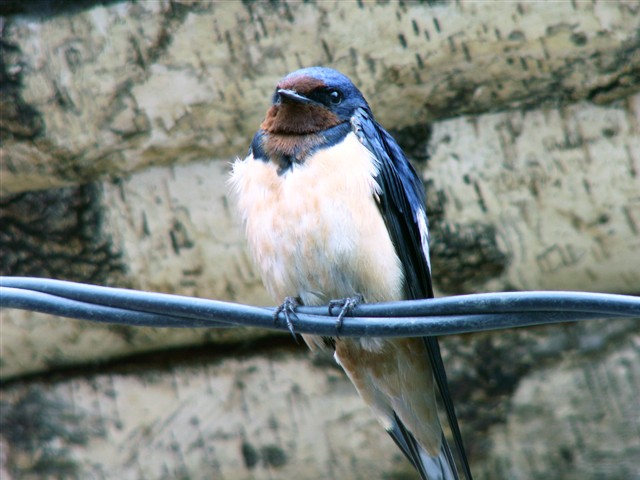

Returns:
273,296,300,341
328,294,363,332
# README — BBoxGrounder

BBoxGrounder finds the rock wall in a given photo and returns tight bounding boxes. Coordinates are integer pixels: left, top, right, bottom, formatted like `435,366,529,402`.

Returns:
1,1,639,479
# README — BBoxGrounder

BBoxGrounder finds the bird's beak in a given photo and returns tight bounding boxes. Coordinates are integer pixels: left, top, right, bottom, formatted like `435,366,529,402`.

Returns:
277,88,315,105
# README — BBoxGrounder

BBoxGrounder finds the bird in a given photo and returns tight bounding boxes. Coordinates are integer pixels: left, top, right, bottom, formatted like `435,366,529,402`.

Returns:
229,66,471,480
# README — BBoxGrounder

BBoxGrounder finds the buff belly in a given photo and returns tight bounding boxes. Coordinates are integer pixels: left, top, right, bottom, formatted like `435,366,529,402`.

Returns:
230,131,404,307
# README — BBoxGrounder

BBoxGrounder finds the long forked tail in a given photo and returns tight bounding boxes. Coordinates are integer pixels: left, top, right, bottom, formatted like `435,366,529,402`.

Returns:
388,414,459,480
423,337,473,479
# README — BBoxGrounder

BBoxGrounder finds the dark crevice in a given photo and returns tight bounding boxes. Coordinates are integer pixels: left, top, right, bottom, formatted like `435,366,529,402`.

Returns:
0,333,303,388
0,33,44,141
0,184,125,284
388,122,433,164
587,71,640,103
0,0,128,17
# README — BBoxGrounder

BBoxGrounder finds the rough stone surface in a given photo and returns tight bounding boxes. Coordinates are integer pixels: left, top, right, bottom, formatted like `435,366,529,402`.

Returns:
2,1,638,194
1,1,639,479
427,96,640,295
0,349,418,480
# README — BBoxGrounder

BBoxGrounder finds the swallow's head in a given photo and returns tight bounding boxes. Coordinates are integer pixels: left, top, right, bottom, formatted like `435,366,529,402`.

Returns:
261,67,369,135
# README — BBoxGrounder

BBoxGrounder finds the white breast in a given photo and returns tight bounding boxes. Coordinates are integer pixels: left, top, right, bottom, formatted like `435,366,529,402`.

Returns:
229,132,404,306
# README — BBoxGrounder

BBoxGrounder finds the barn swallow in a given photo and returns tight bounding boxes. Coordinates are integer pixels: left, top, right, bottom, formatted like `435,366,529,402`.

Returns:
230,67,471,479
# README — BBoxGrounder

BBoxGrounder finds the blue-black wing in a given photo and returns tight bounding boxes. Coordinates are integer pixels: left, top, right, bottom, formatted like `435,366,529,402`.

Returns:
351,107,472,480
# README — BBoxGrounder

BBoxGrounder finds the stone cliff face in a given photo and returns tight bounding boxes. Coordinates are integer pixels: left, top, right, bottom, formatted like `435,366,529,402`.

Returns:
1,1,639,479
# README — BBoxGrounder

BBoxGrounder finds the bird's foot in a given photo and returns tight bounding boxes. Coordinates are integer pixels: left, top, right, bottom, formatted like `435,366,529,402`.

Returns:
273,296,300,340
328,294,364,332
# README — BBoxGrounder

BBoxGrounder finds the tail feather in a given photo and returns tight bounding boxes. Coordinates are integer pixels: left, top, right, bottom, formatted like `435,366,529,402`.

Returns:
388,414,459,480
424,336,473,479
421,445,457,480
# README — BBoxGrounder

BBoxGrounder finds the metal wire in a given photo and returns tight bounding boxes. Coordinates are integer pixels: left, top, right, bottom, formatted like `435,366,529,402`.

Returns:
1,277,638,337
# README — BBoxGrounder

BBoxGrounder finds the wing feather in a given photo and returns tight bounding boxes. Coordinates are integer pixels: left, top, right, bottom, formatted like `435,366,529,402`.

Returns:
352,108,472,480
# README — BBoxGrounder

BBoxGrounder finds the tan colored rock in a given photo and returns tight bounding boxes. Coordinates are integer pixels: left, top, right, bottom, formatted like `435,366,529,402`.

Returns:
2,326,638,479
0,350,417,480
1,159,274,380
2,1,640,479
2,1,638,194
427,95,640,294
474,332,640,480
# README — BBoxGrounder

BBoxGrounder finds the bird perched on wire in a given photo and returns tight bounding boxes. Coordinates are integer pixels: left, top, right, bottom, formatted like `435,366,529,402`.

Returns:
230,66,471,480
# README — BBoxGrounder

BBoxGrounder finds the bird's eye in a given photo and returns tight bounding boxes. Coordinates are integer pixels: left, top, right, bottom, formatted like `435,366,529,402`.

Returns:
328,89,343,105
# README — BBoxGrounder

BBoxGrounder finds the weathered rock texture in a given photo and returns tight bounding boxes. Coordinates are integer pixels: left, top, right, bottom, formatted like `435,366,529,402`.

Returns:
2,1,638,194
1,1,639,479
